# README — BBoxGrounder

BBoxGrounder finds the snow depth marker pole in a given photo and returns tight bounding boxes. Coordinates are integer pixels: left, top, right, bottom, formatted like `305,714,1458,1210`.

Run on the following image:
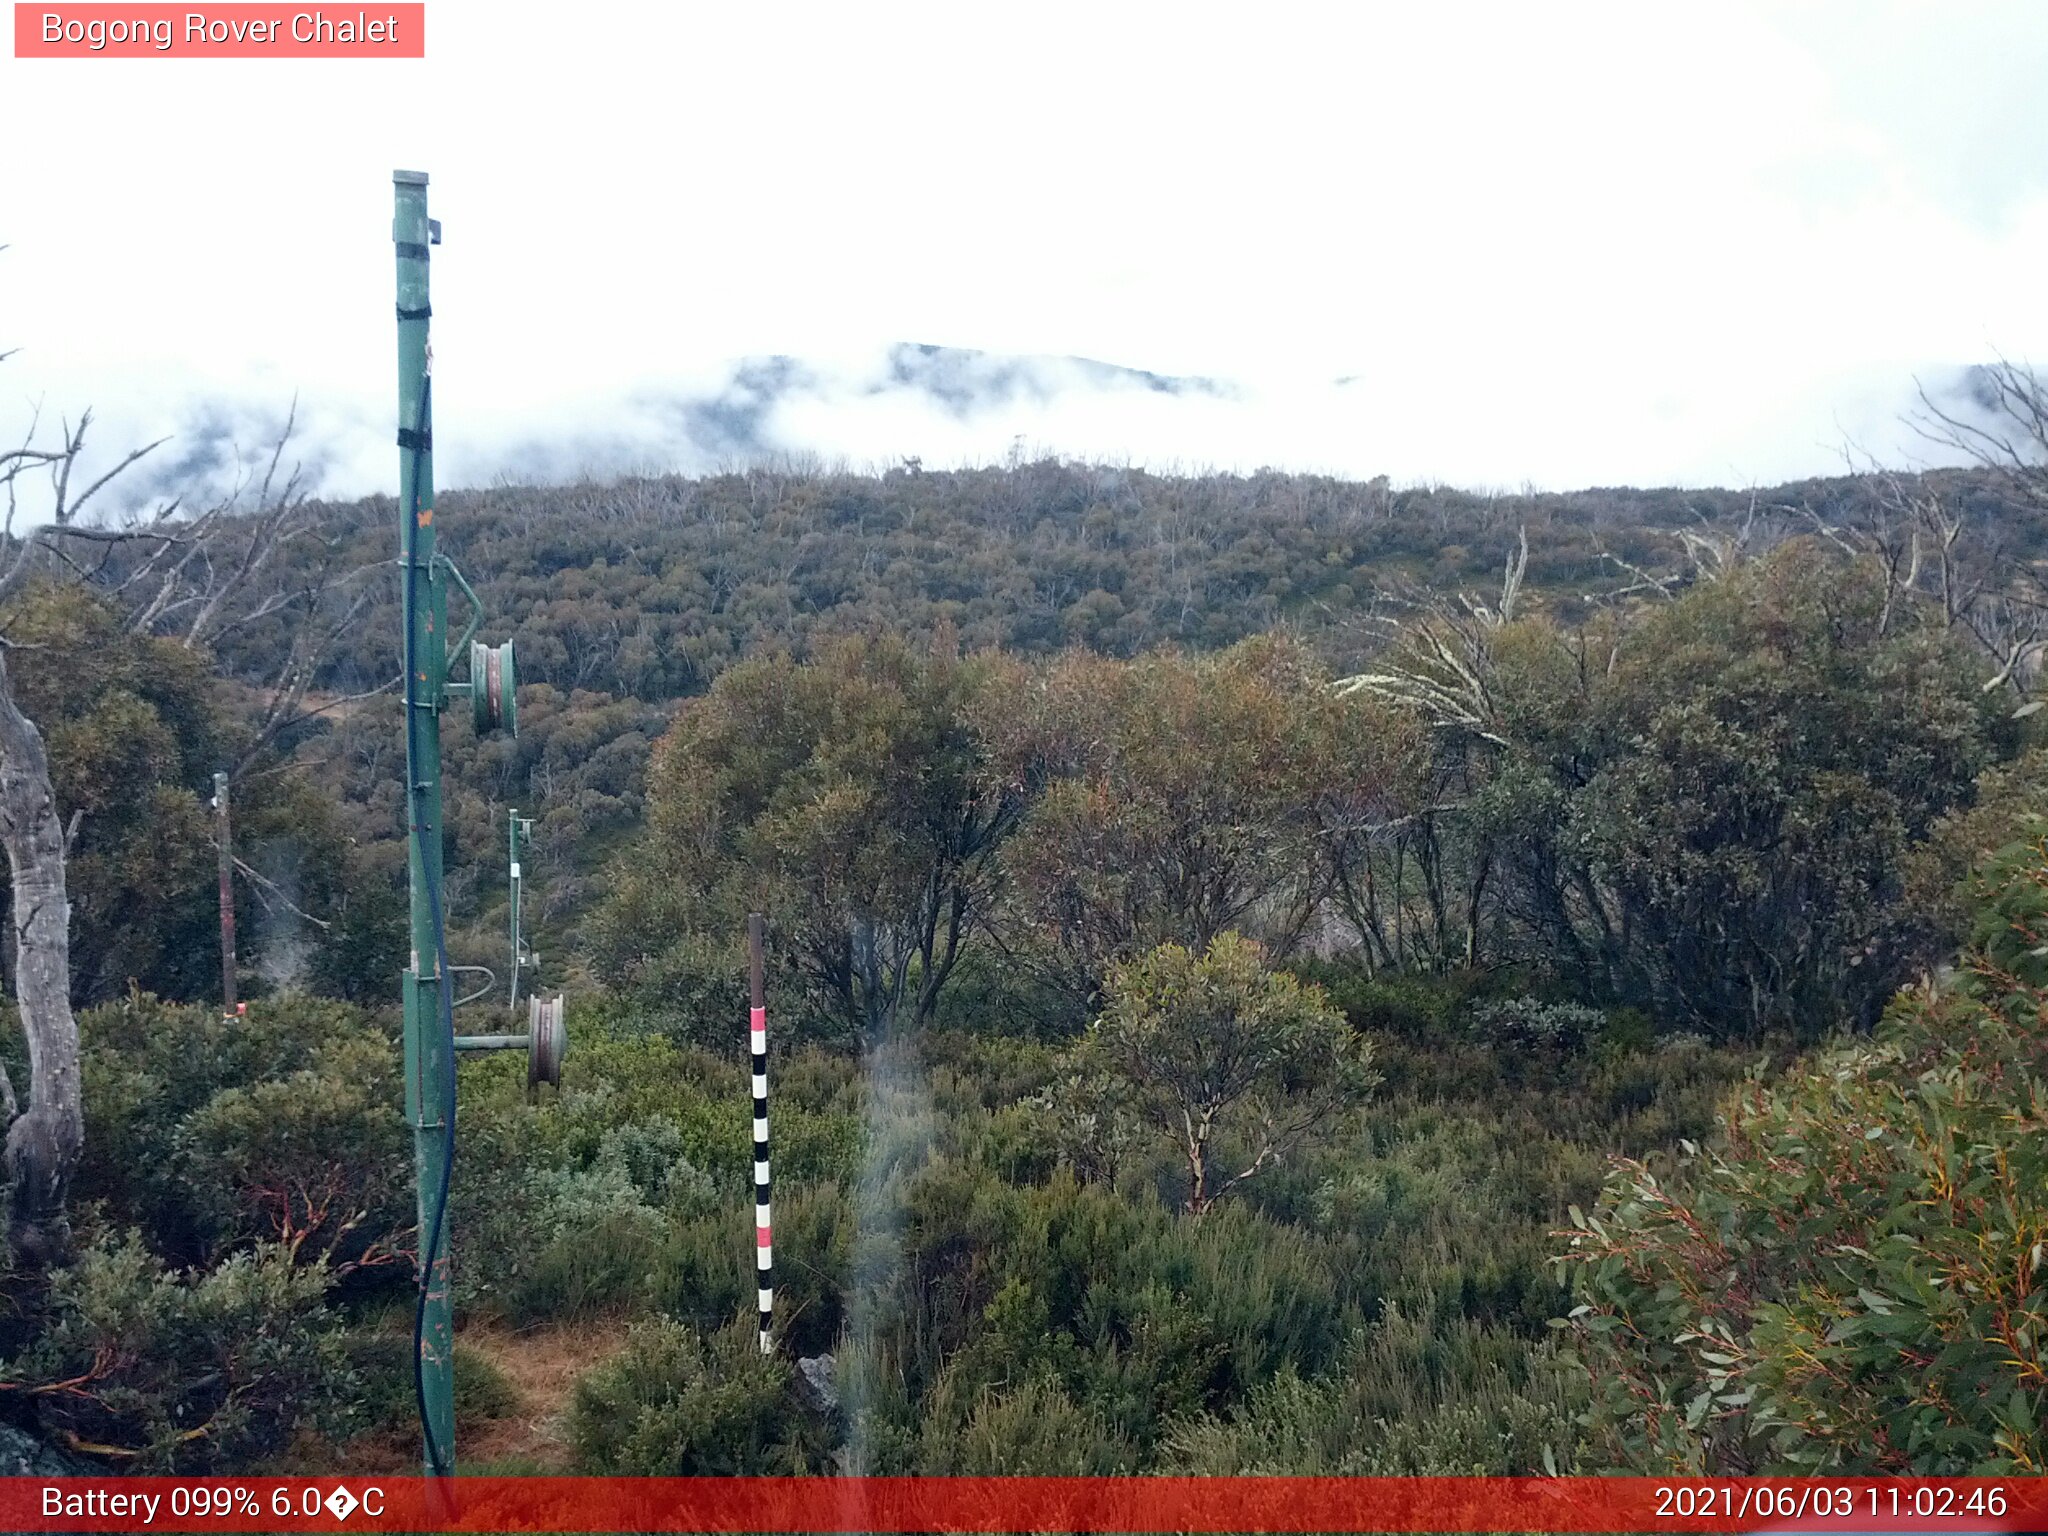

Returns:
750,911,774,1355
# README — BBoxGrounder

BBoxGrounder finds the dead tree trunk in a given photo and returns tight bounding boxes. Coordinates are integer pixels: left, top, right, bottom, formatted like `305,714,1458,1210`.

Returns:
0,345,328,1267
0,650,81,1266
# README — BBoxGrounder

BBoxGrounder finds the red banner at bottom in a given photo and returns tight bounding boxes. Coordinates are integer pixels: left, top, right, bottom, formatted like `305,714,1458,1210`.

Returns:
6,1476,2045,1533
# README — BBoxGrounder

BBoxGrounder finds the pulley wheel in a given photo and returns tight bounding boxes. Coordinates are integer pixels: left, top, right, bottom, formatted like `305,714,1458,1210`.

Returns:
472,639,518,737
527,992,566,1090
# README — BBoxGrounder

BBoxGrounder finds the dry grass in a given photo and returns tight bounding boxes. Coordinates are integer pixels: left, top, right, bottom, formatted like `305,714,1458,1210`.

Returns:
453,1319,634,1471
314,1318,633,1475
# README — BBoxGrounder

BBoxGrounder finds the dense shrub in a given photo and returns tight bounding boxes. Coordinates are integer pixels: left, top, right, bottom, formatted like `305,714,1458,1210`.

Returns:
1167,1307,1586,1474
1,1235,348,1471
1469,997,1605,1051
337,1332,518,1445
1479,549,2005,1038
833,1159,1360,1466
453,1013,858,1324
1556,832,2048,1473
38,947,1763,1479
926,948,1082,1044
1063,934,1375,1214
8,457,2024,1482
303,874,409,1006
917,1371,1136,1474
595,635,1027,1045
71,994,409,1274
208,461,2035,949
985,639,1350,1001
1905,744,2048,945
569,1317,818,1473
1288,968,1462,1044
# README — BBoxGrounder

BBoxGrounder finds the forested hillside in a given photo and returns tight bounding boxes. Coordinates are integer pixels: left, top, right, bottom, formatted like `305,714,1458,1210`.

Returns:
161,458,2044,993
0,452,2041,1479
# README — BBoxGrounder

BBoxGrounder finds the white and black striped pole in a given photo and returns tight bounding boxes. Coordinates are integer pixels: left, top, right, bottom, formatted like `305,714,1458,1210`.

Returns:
749,912,773,1355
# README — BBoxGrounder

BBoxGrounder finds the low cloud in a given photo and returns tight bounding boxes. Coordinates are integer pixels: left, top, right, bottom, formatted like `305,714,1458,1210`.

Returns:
4,343,2030,525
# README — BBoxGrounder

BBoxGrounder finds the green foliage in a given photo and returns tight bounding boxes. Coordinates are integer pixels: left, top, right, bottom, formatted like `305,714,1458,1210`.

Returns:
38,885,1756,1482
8,585,217,1004
71,993,409,1273
1167,1308,1586,1474
1026,1067,1145,1189
0,1233,347,1471
1556,832,2048,1473
181,460,2031,1021
1080,933,1375,1213
569,1316,816,1473
594,633,1025,1044
25,460,2025,1480
1479,548,2002,1038
1970,830,2048,987
834,1148,1368,1468
336,1332,518,1444
1299,1103,1590,1334
918,1371,1137,1474
1290,967,1461,1043
451,1013,859,1327
0,583,353,1005
593,540,2005,1053
576,930,763,1052
304,869,408,1005
988,637,1355,1001
1905,746,2048,946
175,1034,410,1271
501,953,1744,1476
927,945,1081,1043
1469,996,1606,1051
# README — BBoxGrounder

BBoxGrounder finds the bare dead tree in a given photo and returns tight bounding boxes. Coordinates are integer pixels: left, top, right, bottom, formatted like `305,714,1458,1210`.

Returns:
1672,488,1803,584
1887,358,2048,698
1335,526,1526,744
1329,532,1534,970
61,400,391,768
1910,357,2048,512
1800,449,2048,699
0,340,358,1263
1861,471,2036,675
0,398,174,1262
1578,489,1819,612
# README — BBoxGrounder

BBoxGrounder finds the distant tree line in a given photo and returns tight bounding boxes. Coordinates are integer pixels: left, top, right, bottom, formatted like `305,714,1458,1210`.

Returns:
594,538,2023,1046
16,452,2039,1051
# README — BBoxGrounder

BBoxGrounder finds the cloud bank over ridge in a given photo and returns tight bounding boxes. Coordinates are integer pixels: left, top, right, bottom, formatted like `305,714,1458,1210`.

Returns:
3,3,2044,513
90,340,2027,518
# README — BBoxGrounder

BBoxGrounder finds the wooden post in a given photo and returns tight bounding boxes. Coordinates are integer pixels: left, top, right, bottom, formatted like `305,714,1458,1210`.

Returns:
213,771,236,1018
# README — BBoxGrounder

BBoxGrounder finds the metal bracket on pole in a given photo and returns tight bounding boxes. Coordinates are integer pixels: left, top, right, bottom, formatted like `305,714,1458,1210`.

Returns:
453,993,566,1091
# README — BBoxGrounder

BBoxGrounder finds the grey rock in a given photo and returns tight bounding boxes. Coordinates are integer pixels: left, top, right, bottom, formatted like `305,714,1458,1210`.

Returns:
796,1352,839,1418
0,1421,97,1476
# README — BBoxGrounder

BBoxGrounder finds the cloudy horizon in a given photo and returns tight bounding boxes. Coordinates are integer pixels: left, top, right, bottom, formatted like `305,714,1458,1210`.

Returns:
3,1,2045,510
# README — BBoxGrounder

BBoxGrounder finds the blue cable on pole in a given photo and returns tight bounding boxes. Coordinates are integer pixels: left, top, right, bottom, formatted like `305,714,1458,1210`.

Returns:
402,375,458,1480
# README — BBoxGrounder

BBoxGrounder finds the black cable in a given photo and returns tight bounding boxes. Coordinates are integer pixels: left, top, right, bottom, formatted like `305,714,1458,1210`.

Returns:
402,373,458,1480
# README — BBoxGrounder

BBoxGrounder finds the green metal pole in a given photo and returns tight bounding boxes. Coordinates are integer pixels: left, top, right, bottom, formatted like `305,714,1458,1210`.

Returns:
393,167,455,1478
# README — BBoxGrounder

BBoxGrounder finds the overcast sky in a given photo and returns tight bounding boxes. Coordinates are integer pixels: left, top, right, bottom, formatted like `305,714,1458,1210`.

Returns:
2,0,2045,507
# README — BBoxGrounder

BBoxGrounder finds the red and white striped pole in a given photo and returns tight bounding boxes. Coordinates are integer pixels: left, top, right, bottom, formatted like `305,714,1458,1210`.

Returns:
748,912,773,1355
